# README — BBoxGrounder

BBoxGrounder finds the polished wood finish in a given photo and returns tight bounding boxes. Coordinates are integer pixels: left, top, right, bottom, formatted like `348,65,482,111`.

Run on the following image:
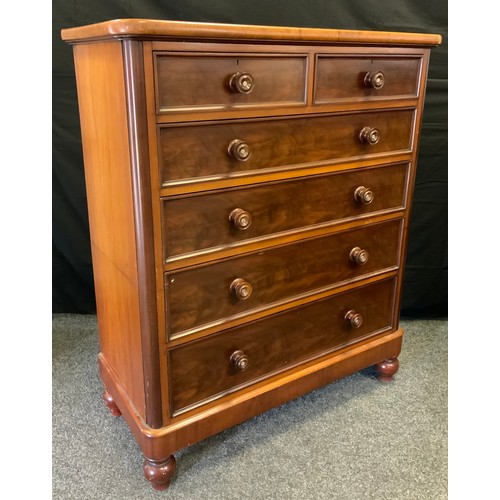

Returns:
61,19,442,46
229,350,250,371
230,278,253,301
364,70,386,90
166,272,398,347
63,18,439,490
169,278,395,414
158,110,414,183
354,185,375,204
315,55,420,103
143,456,176,491
103,389,122,417
349,246,370,265
72,41,147,420
149,43,428,124
122,40,163,428
391,50,431,330
374,357,400,382
228,207,252,231
359,126,381,145
154,53,307,113
98,329,403,461
229,72,254,94
344,310,364,329
162,163,408,260
165,219,401,339
228,139,251,162
142,40,173,428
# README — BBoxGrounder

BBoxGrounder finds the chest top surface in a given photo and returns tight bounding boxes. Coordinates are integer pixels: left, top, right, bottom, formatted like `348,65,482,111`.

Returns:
61,18,442,46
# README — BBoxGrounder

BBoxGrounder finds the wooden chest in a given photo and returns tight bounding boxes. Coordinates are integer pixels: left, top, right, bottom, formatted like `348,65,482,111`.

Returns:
61,19,441,490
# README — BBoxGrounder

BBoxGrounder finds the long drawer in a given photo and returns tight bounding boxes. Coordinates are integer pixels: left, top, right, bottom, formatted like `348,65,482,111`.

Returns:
165,219,402,339
162,162,408,261
168,277,396,414
158,110,414,184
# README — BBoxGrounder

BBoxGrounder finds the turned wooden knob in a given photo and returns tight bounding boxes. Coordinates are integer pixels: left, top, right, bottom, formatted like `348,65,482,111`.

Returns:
229,208,252,230
345,310,363,329
229,72,254,94
359,126,380,145
364,71,385,89
230,278,253,300
354,186,374,204
228,139,251,161
230,350,249,371
350,247,369,265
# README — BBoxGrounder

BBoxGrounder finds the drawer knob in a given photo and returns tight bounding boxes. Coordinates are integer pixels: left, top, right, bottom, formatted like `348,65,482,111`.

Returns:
359,126,380,145
230,278,253,300
229,72,254,94
230,350,249,371
364,71,385,89
354,186,374,205
229,208,252,230
345,310,363,329
228,139,251,161
350,247,369,265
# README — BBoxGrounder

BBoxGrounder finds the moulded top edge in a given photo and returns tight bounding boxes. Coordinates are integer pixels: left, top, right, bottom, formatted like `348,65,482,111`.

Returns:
61,18,442,46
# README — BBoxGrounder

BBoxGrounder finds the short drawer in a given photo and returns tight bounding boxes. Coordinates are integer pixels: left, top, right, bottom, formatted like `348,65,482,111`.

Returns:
314,55,421,104
158,110,414,184
154,53,307,113
162,163,408,261
168,277,396,414
166,219,402,338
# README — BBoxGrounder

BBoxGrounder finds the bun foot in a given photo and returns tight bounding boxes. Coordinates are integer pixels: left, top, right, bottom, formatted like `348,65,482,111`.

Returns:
144,456,176,490
102,389,122,416
375,357,399,382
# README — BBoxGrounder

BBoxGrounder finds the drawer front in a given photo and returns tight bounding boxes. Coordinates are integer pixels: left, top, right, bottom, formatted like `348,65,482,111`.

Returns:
315,55,421,104
166,219,402,338
168,277,396,413
154,53,307,113
162,163,408,260
159,110,414,184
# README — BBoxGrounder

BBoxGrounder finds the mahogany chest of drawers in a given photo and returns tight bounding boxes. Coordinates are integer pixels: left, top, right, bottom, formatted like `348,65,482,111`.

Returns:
61,19,441,490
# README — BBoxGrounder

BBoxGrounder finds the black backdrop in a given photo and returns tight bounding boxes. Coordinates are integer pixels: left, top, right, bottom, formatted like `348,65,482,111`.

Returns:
52,0,448,317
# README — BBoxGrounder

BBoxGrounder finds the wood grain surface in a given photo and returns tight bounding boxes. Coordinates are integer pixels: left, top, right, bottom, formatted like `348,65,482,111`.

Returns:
73,41,146,418
155,53,307,113
168,277,396,413
61,19,442,46
314,55,421,102
162,163,409,260
159,110,414,183
165,219,402,338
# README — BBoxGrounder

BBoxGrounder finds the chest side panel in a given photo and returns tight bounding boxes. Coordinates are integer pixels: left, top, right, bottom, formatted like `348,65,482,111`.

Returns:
73,41,146,419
